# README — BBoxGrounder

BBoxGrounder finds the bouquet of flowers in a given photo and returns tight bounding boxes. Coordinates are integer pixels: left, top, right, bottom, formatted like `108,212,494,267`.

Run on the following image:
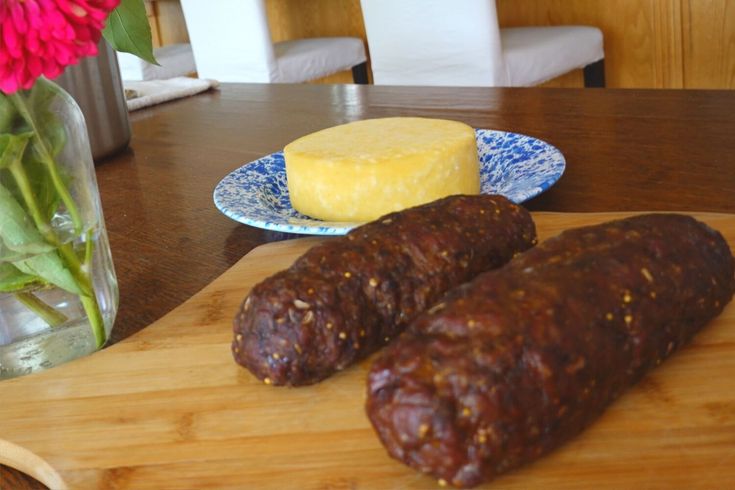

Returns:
0,0,154,355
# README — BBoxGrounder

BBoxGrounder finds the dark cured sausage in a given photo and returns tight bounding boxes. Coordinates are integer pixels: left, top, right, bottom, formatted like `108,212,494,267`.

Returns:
366,214,735,488
232,195,536,386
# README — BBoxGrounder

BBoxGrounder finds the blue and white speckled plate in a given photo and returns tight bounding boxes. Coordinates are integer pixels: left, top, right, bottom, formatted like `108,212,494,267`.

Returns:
213,129,565,235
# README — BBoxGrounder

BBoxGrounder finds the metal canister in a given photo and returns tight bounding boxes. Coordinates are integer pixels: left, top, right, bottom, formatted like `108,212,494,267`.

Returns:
56,40,131,162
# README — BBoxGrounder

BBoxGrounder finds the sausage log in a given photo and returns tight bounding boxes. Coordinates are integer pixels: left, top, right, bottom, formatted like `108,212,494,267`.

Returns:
366,214,735,488
232,195,536,386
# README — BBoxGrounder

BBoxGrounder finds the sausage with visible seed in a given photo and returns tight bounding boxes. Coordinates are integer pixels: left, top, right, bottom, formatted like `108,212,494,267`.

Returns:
232,194,537,386
366,214,735,488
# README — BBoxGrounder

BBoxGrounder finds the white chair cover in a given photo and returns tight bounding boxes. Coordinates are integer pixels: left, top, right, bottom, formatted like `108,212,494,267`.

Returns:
502,26,604,86
360,0,603,87
274,38,366,83
180,0,277,83
180,0,366,83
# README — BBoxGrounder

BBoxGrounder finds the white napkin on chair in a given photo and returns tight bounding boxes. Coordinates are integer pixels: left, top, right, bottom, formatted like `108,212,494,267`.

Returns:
123,77,219,111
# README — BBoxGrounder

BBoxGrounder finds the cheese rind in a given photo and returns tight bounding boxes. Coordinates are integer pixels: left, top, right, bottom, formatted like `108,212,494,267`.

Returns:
284,117,480,222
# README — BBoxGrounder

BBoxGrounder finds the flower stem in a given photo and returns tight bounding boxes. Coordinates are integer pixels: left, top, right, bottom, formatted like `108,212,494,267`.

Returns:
6,90,107,348
9,91,84,234
14,291,69,327
7,157,53,238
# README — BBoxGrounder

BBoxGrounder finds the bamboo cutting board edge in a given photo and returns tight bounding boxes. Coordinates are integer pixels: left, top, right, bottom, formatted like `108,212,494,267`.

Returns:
1,211,734,490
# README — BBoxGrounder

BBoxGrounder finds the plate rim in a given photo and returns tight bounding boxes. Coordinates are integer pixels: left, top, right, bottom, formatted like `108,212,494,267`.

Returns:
213,129,565,236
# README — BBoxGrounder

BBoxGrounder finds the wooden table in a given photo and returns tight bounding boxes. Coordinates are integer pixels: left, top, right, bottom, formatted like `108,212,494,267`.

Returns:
3,84,735,488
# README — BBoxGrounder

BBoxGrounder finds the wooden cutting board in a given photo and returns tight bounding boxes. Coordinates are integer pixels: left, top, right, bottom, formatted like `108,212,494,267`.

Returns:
1,212,734,490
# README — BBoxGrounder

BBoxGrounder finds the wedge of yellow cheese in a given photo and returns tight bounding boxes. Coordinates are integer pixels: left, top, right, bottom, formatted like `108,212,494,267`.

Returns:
284,117,480,222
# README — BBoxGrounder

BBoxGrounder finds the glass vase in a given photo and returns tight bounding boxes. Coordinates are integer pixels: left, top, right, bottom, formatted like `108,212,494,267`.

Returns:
0,77,118,380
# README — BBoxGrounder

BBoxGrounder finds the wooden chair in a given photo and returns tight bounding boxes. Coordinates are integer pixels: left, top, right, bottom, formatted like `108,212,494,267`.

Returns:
360,0,605,87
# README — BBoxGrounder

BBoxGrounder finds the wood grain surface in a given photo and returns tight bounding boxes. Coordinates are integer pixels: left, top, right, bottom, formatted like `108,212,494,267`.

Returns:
145,0,190,48
0,212,733,489
3,84,735,488
266,0,367,42
682,0,735,88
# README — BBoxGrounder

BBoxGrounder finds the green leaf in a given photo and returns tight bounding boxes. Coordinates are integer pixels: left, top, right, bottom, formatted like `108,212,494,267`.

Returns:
0,132,32,170
0,95,17,133
13,153,60,222
103,0,158,65
0,134,8,158
13,250,82,295
27,82,67,159
27,81,57,114
0,135,11,169
0,262,41,292
30,113,66,159
0,181,54,258
5,84,65,222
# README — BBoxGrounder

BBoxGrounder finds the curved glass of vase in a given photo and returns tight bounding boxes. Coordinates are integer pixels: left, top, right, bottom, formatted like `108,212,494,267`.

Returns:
0,77,118,380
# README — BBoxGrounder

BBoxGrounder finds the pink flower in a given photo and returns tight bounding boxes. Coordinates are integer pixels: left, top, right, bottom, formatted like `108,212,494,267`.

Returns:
0,0,120,94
